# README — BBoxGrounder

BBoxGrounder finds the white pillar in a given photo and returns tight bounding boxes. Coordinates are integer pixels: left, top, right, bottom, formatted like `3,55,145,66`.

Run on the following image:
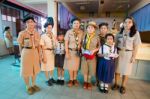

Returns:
47,0,58,35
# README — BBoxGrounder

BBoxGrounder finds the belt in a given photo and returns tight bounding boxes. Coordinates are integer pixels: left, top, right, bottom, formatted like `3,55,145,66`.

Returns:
117,48,133,51
69,48,78,51
45,48,54,50
23,47,37,49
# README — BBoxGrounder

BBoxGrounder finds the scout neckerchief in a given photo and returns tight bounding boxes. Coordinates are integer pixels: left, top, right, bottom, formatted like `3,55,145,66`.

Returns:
26,29,36,48
85,33,95,50
46,32,54,49
58,40,65,54
104,43,116,53
123,31,128,49
73,30,79,50
99,34,105,45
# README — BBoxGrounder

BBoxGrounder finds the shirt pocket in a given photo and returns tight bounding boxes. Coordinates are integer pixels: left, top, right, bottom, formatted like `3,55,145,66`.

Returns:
126,37,134,49
24,38,31,47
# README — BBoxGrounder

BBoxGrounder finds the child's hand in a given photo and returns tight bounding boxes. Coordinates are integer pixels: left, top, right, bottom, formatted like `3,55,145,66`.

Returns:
104,53,109,57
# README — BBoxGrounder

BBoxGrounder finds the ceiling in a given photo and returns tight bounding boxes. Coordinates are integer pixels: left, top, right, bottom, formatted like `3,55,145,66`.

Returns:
17,0,142,16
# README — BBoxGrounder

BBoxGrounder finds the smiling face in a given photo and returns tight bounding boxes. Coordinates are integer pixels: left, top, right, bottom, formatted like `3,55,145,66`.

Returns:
46,25,53,33
106,35,114,45
26,19,36,29
72,20,80,30
87,25,95,34
58,34,64,41
124,18,133,30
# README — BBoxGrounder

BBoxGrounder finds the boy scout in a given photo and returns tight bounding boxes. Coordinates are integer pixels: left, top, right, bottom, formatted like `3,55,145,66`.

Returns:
81,21,100,90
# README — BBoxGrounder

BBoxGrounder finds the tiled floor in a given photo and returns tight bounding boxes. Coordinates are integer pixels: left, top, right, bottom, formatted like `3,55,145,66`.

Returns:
0,56,150,99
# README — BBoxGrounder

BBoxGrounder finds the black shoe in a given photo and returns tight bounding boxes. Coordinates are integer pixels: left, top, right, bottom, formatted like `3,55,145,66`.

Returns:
104,88,109,94
46,80,53,86
50,78,57,83
120,86,126,94
98,86,104,93
111,84,119,90
56,79,60,85
60,80,64,85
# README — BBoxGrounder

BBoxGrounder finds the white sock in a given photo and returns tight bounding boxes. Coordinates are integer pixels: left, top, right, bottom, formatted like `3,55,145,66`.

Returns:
100,82,104,89
61,77,64,80
105,84,109,89
49,76,52,79
58,77,61,80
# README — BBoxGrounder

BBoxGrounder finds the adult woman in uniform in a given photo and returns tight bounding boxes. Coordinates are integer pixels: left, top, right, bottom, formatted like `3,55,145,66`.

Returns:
64,18,83,87
96,22,109,86
3,26,14,55
112,16,141,94
81,21,100,90
40,17,56,86
17,15,41,95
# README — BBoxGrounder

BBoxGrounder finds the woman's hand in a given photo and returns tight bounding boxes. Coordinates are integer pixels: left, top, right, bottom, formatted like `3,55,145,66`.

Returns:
42,55,47,64
66,52,70,59
130,56,135,63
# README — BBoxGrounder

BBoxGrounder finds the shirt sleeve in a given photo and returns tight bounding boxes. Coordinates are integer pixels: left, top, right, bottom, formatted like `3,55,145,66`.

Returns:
98,47,102,54
17,32,24,46
97,36,100,48
115,33,119,47
40,35,44,46
64,30,70,41
133,31,142,47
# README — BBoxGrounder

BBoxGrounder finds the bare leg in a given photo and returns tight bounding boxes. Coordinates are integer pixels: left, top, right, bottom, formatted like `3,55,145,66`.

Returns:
50,70,53,79
73,71,78,80
121,75,128,87
58,67,61,79
31,75,36,86
23,76,30,88
84,75,88,82
69,70,73,80
60,68,64,78
115,73,120,85
44,71,49,80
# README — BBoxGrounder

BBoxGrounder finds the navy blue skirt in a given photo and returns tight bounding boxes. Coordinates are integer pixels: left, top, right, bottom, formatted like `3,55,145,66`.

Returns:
97,57,115,83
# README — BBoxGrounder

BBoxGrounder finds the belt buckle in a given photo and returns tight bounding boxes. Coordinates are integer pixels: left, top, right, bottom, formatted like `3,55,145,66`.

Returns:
122,47,125,51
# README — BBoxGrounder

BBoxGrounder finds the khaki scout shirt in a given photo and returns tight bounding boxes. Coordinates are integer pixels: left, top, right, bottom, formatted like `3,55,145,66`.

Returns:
17,29,40,48
115,31,141,50
65,29,83,49
82,33,100,51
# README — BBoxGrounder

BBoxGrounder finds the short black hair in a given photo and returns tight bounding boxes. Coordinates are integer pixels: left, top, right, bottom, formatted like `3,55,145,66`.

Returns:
44,17,54,28
4,26,10,31
57,31,65,36
71,18,80,24
23,15,35,23
99,22,108,28
105,33,115,41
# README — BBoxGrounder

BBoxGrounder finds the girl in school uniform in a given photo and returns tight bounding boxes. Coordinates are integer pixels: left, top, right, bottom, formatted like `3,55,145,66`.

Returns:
17,15,41,95
96,22,109,86
112,16,141,94
97,33,118,93
64,18,83,87
81,21,100,90
55,31,65,85
40,17,56,86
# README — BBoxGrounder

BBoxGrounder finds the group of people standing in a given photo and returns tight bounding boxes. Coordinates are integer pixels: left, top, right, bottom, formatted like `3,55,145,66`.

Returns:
17,15,141,95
